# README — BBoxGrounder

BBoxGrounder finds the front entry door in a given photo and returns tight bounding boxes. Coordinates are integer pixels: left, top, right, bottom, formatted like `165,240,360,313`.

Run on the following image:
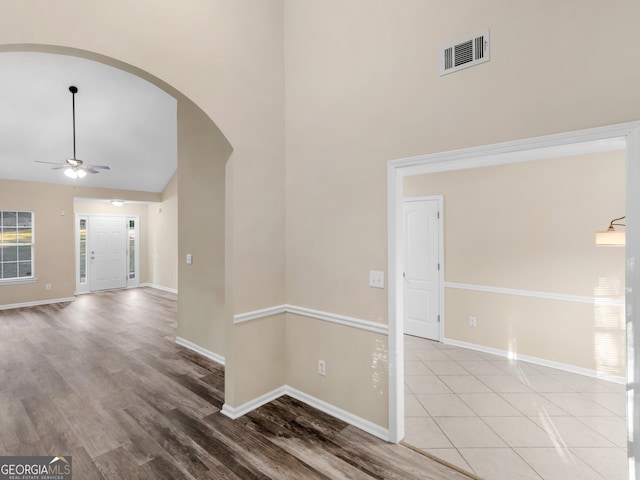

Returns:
89,215,127,291
402,198,441,340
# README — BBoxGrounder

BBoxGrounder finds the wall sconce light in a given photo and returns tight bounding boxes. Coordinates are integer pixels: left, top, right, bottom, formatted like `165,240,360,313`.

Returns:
111,200,124,207
595,216,625,246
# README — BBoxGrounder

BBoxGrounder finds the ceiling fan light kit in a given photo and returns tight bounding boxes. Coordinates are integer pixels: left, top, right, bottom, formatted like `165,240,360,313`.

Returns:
64,167,86,179
35,85,110,179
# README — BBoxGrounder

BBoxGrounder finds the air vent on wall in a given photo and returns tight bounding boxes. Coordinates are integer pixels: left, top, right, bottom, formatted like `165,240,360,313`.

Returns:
439,30,490,76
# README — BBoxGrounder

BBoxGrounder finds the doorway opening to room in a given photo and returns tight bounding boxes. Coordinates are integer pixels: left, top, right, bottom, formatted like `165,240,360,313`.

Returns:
397,149,627,476
76,214,139,293
387,123,640,471
1,45,231,416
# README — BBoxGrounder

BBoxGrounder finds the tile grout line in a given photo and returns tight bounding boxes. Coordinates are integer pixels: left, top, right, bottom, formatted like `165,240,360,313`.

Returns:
405,336,625,479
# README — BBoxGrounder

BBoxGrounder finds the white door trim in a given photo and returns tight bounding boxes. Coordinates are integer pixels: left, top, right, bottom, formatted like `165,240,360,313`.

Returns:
387,121,640,447
402,195,444,342
75,213,140,293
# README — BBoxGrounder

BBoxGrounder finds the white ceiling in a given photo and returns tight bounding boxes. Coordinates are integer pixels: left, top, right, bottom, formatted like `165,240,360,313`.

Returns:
0,52,177,193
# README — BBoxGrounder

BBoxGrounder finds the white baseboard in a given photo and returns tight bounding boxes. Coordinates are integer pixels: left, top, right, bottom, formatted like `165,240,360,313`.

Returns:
285,386,390,441
221,386,286,419
221,385,390,442
0,297,76,311
444,337,626,384
141,283,178,294
175,336,225,366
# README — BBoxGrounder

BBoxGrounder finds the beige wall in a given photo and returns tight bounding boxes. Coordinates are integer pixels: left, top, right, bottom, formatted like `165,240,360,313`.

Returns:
0,0,286,410
176,97,230,359
148,172,178,290
405,151,626,376
445,289,625,377
286,314,388,426
0,180,75,305
233,314,286,404
284,0,639,426
1,0,639,434
0,178,160,306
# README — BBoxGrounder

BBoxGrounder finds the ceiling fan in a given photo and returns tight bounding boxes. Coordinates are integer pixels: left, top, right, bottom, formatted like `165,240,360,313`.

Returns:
36,86,110,179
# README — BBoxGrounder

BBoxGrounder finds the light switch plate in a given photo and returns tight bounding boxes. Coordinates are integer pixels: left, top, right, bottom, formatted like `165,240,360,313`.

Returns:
186,253,193,265
369,270,385,289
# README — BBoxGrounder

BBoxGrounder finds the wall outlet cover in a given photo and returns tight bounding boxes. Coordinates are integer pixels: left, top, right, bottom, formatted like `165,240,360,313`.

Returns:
318,359,326,376
369,270,385,289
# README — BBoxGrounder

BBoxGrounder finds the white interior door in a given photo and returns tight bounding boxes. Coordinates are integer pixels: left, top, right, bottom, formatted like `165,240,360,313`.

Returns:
89,215,127,291
402,198,441,340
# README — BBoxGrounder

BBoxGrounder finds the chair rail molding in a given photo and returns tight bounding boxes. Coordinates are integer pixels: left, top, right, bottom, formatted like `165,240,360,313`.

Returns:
233,304,389,335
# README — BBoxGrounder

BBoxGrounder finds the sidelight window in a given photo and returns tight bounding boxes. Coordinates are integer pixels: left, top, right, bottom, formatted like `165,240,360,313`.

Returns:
128,219,136,279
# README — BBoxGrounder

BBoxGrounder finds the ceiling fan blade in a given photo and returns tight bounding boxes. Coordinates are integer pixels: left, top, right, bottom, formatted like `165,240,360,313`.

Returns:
35,160,66,166
35,88,112,179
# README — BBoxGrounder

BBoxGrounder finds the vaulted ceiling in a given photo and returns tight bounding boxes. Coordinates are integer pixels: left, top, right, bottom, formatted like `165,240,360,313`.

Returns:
0,52,177,193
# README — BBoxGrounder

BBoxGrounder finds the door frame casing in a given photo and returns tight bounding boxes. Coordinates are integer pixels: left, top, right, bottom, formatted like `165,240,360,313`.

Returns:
402,195,444,342
75,213,140,294
387,121,640,451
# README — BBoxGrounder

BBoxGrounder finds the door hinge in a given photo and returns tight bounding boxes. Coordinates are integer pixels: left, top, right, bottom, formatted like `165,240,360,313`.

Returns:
437,263,440,271
438,315,441,323
437,211,440,219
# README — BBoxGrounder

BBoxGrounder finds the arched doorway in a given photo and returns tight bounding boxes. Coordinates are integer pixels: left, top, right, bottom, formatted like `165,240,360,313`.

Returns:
0,44,232,395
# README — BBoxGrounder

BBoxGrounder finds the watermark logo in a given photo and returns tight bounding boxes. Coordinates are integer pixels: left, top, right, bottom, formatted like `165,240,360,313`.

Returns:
0,456,72,480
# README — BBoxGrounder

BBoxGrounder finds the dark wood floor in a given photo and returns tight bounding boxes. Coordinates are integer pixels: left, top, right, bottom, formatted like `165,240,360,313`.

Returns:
0,288,473,479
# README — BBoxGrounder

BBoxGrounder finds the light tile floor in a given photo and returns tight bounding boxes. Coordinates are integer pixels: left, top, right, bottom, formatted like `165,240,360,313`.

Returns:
404,335,627,480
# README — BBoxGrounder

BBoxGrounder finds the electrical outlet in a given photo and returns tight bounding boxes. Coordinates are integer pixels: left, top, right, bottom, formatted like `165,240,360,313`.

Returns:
369,270,385,289
469,316,477,327
318,359,326,376
45,283,52,291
